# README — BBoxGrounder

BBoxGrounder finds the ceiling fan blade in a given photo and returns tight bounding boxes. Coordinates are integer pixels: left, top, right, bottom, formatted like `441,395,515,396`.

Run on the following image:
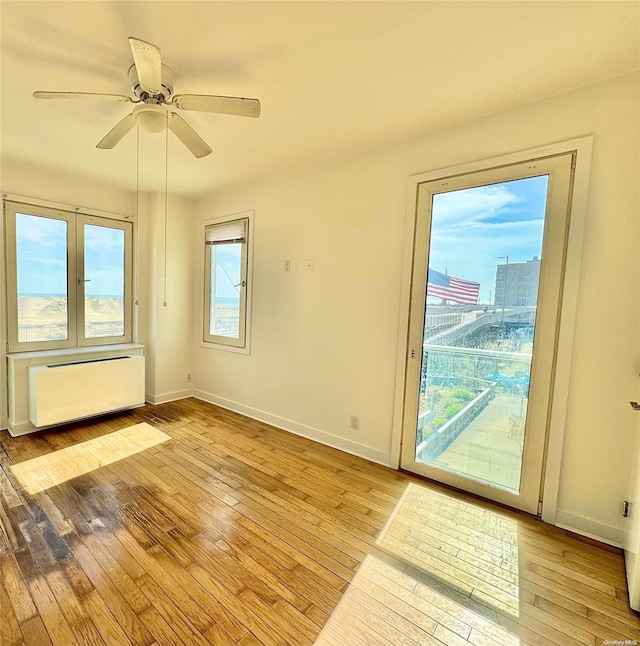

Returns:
168,113,212,158
129,36,162,93
172,94,261,118
96,113,136,149
34,91,133,102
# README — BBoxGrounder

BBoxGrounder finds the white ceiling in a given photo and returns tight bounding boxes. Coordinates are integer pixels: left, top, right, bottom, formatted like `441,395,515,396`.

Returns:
1,1,638,198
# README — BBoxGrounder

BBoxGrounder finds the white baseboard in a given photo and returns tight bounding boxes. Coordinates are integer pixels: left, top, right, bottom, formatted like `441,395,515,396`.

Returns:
145,389,194,405
6,404,146,437
5,421,36,437
554,509,624,548
193,390,391,467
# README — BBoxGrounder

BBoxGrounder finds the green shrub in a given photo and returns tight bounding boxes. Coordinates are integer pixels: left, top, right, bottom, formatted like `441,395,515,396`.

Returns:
445,402,464,418
449,387,474,402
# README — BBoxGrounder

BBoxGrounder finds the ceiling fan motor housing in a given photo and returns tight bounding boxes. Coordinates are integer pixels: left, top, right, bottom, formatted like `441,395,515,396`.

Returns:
128,63,176,102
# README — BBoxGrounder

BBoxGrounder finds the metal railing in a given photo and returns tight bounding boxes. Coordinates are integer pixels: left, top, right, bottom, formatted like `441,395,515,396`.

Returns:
417,345,532,446
424,343,532,361
18,320,125,343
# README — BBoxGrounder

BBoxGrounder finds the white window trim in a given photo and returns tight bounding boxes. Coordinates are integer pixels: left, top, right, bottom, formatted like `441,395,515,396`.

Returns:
4,200,133,352
201,210,253,354
5,202,77,352
2,192,132,222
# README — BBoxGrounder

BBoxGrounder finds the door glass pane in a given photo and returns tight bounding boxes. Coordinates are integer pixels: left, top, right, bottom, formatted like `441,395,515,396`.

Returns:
16,213,69,342
209,243,241,338
415,176,549,492
84,224,125,338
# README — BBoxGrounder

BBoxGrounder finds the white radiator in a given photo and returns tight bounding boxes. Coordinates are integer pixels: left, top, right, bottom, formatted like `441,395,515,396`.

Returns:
28,355,145,427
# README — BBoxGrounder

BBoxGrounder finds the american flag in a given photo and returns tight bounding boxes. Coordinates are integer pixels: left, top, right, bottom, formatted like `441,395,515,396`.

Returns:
427,269,480,305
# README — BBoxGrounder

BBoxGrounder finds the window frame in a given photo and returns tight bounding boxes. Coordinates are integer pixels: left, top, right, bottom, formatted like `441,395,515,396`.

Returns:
77,214,133,348
202,212,252,352
4,201,133,353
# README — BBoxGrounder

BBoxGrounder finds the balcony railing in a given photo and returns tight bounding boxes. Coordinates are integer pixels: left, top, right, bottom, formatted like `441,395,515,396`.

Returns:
18,320,125,343
416,344,532,491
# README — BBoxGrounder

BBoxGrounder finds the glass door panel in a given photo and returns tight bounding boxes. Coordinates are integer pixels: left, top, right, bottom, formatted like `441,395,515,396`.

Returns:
416,176,547,492
401,153,575,513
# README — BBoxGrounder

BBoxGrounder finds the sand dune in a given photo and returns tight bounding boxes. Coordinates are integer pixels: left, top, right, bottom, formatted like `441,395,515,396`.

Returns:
18,295,123,325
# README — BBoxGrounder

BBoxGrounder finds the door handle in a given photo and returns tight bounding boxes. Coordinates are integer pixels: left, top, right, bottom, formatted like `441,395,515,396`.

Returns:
78,278,91,284
630,402,640,411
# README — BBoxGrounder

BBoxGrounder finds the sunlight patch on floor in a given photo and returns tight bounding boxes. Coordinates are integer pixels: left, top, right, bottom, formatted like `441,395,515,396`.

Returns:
313,484,527,645
376,482,520,617
313,554,525,645
10,422,170,495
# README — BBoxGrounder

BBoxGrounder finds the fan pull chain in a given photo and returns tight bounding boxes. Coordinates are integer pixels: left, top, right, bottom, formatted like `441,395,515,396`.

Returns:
163,111,168,307
134,124,140,307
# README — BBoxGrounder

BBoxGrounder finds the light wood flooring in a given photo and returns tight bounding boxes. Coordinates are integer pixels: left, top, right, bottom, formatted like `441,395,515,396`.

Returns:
0,398,638,646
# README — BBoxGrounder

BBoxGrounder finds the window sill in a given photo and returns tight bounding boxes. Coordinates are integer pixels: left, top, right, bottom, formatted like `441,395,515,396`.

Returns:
200,340,250,355
6,343,144,361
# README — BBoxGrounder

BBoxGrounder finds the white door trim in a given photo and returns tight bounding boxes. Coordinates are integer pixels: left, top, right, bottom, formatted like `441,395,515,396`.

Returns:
390,136,594,522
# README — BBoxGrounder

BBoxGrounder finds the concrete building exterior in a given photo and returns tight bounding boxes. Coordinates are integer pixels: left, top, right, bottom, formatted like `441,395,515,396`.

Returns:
494,257,541,307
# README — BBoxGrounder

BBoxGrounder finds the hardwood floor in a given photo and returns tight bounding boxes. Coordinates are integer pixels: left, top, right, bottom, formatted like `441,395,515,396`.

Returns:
1,398,638,646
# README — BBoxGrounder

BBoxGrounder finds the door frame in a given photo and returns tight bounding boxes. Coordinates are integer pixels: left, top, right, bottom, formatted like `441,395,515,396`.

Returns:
401,154,575,514
390,137,593,522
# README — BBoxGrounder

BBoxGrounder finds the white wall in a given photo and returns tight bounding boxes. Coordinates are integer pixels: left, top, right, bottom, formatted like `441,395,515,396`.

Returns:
192,73,640,544
1,159,135,216
0,199,6,431
140,193,195,403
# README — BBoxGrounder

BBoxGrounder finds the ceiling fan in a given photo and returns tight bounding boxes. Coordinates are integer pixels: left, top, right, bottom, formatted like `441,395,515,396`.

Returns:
33,37,261,158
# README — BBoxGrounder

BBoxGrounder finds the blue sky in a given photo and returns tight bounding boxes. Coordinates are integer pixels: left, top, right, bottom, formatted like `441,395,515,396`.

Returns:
84,225,124,296
16,214,68,296
18,177,547,304
16,215,124,296
213,245,241,299
428,175,548,303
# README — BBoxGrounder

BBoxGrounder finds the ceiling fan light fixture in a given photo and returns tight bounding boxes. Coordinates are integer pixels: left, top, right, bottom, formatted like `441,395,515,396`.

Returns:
133,104,166,133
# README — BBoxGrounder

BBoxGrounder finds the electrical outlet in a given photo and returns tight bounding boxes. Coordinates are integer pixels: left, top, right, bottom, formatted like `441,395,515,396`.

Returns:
350,415,360,430
305,259,313,271
284,260,291,272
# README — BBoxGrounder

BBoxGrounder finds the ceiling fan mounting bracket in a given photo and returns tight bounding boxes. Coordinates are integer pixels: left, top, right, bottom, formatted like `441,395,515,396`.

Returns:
128,63,175,103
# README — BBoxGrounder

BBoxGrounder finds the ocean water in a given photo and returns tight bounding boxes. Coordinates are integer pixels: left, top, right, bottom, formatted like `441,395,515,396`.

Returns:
215,296,240,307
19,293,67,297
19,293,238,307
18,293,123,298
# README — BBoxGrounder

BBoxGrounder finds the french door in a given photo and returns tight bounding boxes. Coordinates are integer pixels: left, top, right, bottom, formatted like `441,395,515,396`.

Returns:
401,153,575,514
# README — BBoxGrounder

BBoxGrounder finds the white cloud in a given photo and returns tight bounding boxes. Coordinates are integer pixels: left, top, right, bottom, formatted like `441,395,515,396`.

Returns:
432,184,520,228
426,183,545,301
